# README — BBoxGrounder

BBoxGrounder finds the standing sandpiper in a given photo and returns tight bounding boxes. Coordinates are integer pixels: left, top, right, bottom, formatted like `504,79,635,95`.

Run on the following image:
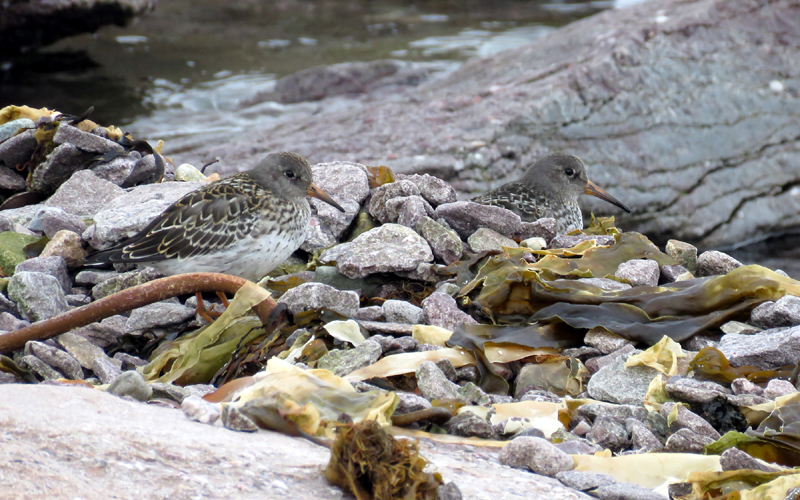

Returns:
471,153,632,234
85,152,344,281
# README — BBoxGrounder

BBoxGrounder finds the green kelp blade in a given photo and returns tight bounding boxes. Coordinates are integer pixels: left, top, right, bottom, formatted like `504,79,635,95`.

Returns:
446,323,583,395
140,282,270,385
581,215,621,236
531,300,754,345
527,232,676,279
0,232,44,276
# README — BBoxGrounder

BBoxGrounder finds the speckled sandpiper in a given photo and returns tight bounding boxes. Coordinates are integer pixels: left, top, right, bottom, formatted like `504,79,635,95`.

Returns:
85,152,344,281
471,153,632,234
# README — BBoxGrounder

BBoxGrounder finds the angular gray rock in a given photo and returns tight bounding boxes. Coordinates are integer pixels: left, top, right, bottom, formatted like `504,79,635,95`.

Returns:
467,227,518,253
8,271,70,322
421,292,478,332
316,338,382,377
614,259,660,288
696,251,742,277
15,256,71,294
498,436,575,477
415,216,463,265
750,295,800,329
395,173,458,207
415,360,462,401
277,282,359,317
382,299,424,324
319,224,434,279
125,301,196,333
44,169,125,216
665,240,698,274
587,350,659,405
718,326,800,370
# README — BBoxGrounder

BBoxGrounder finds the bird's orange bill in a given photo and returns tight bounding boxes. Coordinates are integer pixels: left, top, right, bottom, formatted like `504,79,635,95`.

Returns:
308,183,346,212
585,180,633,213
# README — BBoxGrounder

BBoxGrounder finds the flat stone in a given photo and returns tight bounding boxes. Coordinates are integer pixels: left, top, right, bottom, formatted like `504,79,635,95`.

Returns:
316,338,382,377
498,436,574,477
718,326,800,370
664,428,714,453
0,129,36,173
311,161,370,204
40,230,87,268
92,356,123,384
71,315,128,350
91,268,161,300
444,411,498,440
24,340,83,380
556,470,616,491
720,448,780,473
433,201,522,240
44,169,125,216
664,377,731,404
319,224,433,279
53,123,124,155
626,418,663,453
595,482,668,500
750,295,800,329
367,180,420,223
56,332,114,371
125,301,195,333
467,227,518,253
277,282,359,317
660,264,692,283
31,207,88,239
393,391,432,414
663,404,720,441
586,416,631,452
584,328,636,355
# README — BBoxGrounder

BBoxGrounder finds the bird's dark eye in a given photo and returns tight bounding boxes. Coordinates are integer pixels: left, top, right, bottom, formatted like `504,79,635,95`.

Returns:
284,170,296,179
565,168,574,176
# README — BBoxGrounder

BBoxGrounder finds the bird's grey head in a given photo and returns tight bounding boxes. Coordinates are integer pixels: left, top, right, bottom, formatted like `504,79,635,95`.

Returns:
520,153,588,198
248,152,313,198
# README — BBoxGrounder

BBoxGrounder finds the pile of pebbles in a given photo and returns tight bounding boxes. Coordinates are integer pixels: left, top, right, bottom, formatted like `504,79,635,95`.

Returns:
2,120,800,500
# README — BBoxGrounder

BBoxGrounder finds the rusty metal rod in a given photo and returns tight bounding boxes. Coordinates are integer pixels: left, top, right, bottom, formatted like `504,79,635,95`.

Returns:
0,273,277,354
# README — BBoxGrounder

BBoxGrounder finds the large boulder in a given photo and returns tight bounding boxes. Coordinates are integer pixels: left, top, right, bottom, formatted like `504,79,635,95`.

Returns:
181,0,800,248
0,0,156,56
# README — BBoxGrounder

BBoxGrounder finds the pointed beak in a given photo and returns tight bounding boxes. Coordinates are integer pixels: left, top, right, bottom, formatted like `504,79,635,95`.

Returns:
585,180,633,213
307,183,346,212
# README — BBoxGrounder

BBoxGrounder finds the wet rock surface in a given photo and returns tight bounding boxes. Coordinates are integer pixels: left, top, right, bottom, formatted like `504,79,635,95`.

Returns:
173,0,800,249
2,1,800,498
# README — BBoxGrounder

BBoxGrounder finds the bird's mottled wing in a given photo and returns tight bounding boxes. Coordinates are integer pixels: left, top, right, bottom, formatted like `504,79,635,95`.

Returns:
87,173,271,264
472,183,549,220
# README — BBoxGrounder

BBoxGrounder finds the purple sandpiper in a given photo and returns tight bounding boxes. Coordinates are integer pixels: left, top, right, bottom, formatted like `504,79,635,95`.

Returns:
85,152,344,281
471,153,632,234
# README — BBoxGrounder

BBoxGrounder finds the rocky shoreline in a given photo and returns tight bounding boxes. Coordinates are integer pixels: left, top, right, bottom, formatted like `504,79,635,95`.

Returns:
2,109,800,499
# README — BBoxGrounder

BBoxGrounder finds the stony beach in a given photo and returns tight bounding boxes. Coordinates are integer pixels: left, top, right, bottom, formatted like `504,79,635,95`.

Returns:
1,105,800,500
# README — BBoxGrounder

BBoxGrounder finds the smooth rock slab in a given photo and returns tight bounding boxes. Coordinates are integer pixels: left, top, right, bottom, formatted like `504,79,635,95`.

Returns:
0,384,591,500
319,223,433,279
595,482,667,500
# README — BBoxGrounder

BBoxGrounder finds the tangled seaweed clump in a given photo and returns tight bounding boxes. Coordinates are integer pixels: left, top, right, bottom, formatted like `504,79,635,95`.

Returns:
4,108,800,499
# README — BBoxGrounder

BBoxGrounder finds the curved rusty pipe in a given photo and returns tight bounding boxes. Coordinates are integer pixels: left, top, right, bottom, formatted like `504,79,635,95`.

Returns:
0,273,277,354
